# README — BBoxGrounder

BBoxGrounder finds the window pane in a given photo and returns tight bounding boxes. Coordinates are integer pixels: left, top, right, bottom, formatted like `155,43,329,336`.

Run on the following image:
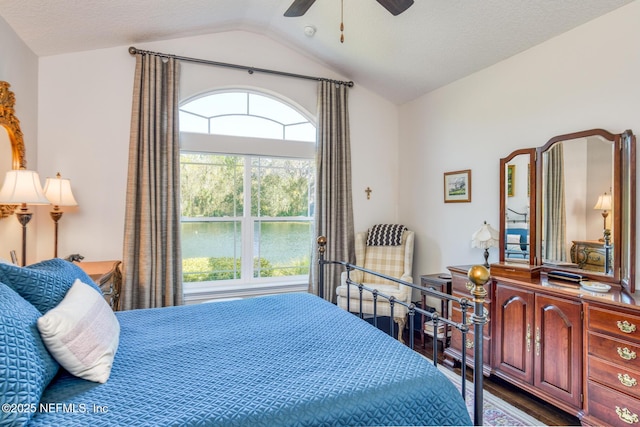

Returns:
181,92,247,117
182,220,242,282
253,220,312,278
251,157,314,217
249,93,308,125
180,90,316,286
180,153,244,217
285,122,316,142
211,116,282,140
179,111,209,134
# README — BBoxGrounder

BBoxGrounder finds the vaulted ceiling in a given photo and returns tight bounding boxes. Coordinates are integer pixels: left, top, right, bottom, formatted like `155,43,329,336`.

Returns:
0,0,633,103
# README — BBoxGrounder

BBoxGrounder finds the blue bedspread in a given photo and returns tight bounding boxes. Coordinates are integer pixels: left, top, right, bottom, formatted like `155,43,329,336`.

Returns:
29,293,471,426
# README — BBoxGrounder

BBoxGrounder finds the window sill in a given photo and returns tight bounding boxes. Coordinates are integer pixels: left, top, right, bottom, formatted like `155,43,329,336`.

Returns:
183,279,309,304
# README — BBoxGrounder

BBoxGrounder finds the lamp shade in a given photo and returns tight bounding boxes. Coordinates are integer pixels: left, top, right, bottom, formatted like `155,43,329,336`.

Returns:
44,173,78,207
593,193,612,211
0,169,50,205
471,221,499,249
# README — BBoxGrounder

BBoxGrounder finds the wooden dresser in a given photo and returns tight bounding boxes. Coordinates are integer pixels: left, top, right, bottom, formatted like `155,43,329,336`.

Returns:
444,265,640,425
583,302,640,426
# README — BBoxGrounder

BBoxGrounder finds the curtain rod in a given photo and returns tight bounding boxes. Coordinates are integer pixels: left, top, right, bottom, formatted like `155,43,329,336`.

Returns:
128,47,354,87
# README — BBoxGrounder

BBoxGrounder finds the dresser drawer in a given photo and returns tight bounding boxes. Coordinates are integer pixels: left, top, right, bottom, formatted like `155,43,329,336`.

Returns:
449,322,491,366
588,306,640,342
588,331,640,370
451,273,492,299
587,381,640,426
451,305,490,337
588,356,640,400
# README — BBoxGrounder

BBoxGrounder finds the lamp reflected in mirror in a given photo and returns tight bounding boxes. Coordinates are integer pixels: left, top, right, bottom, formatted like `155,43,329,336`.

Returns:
593,192,612,241
0,169,50,266
44,173,78,258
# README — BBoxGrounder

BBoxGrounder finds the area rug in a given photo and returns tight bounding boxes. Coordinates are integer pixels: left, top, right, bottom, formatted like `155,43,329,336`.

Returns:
438,366,546,426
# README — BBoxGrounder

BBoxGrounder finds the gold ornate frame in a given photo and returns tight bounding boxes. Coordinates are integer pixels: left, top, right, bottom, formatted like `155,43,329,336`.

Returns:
0,81,27,218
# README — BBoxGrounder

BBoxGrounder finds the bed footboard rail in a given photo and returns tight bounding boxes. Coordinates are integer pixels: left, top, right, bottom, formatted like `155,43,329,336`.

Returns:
316,236,489,426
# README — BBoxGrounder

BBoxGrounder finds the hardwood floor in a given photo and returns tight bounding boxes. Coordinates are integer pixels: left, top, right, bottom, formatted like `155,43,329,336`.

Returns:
409,332,581,426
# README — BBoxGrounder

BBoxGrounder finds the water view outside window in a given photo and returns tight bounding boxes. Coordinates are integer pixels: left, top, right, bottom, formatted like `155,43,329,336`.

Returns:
179,90,315,284
251,157,314,278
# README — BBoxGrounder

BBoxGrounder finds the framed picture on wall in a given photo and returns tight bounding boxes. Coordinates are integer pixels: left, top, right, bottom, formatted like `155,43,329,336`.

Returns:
507,165,515,197
444,169,471,203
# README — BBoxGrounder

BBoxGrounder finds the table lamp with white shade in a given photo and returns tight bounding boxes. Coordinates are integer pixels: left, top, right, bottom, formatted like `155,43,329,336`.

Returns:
471,221,500,268
0,169,50,266
44,173,78,258
593,192,612,241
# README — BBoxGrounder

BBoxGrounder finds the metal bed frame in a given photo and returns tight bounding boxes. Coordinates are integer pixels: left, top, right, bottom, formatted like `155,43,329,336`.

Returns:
316,236,489,426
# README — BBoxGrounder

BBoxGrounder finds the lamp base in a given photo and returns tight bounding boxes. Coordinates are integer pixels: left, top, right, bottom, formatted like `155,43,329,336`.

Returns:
15,205,33,267
483,248,490,268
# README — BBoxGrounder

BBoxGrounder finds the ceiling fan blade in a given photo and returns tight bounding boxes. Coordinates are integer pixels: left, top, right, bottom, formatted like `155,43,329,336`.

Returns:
284,0,316,17
376,0,414,16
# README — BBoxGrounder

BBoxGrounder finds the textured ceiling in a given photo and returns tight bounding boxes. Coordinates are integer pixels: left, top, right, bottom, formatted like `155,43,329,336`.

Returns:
0,0,633,104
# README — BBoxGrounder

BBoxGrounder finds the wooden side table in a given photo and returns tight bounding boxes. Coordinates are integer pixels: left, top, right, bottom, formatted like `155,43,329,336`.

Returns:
419,274,452,348
76,260,122,311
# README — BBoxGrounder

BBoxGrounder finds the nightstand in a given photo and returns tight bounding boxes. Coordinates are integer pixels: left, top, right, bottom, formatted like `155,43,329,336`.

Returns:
75,260,122,310
419,274,452,348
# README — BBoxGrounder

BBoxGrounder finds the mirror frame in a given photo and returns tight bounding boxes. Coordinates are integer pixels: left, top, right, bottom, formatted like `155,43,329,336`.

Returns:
0,81,27,218
499,148,537,265
499,129,635,293
537,129,635,290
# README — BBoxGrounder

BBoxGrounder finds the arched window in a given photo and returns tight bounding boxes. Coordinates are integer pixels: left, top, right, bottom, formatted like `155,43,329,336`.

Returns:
179,90,315,295
180,91,315,142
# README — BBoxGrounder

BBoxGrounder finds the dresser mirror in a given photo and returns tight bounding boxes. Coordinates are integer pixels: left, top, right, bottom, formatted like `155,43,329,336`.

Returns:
499,148,536,265
499,129,636,293
0,81,27,218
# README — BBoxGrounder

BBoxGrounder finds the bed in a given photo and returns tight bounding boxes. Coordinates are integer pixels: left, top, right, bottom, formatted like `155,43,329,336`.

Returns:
1,249,484,427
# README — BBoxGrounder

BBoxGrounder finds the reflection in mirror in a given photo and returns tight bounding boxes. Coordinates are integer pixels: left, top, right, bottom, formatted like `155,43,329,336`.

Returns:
541,134,614,274
505,156,531,261
0,81,27,219
499,148,536,265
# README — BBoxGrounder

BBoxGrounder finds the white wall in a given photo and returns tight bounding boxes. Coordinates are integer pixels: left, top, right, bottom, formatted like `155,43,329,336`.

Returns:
0,15,39,264
399,1,640,279
36,31,399,262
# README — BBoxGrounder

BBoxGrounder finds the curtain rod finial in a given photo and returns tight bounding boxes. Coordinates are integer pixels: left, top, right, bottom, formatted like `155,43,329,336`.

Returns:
128,46,137,55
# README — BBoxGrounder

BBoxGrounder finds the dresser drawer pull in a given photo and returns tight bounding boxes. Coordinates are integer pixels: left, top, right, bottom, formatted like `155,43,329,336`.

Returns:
535,327,541,356
618,373,638,388
465,338,474,349
617,320,638,334
465,281,473,291
618,347,638,361
526,324,531,353
616,406,639,424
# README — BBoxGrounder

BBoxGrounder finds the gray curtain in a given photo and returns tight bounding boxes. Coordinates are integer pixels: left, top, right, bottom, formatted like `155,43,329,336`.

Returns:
310,81,355,302
543,142,567,261
122,53,183,310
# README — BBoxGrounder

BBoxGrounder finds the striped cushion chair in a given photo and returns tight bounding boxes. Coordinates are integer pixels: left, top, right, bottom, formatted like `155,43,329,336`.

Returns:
336,225,415,343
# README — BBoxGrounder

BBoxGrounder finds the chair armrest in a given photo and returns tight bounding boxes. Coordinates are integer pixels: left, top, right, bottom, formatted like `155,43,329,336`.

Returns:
340,269,363,286
398,274,413,301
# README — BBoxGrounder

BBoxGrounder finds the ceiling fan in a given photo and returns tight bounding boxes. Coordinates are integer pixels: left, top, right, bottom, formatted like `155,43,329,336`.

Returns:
284,0,415,17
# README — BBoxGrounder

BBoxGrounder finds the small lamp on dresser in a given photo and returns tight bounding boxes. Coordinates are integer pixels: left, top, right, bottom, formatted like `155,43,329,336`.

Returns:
44,173,78,258
471,221,499,268
593,192,612,241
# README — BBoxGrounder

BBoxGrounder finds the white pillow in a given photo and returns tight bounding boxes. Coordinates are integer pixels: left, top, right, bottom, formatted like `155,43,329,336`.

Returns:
507,234,522,251
37,279,120,383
